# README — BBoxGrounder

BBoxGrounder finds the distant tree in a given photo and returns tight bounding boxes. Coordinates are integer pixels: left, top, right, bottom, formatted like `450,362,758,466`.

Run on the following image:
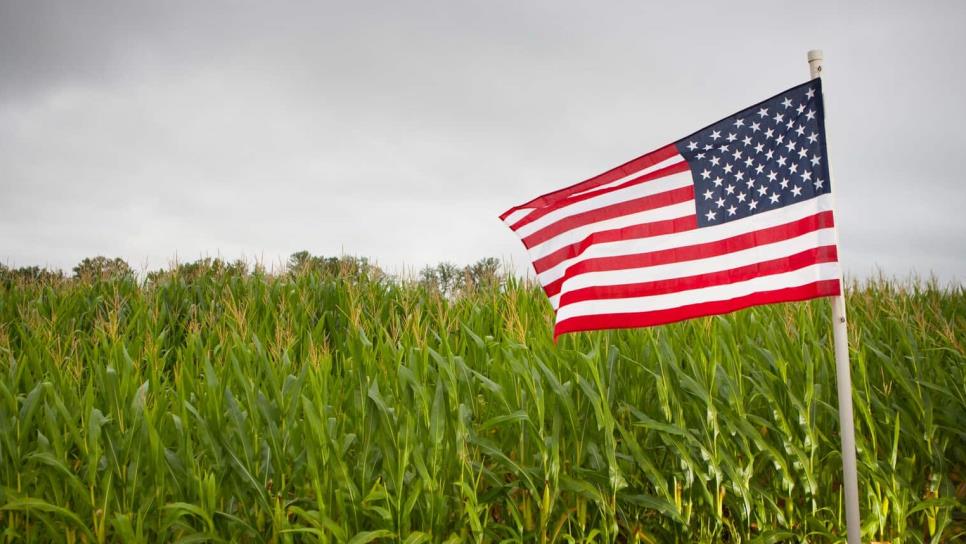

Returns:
146,257,248,283
288,251,314,275
0,264,66,285
464,257,501,291
420,258,503,297
72,256,133,281
287,251,383,281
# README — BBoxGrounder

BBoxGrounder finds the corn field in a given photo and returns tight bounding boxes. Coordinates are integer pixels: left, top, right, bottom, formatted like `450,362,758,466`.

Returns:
0,267,963,543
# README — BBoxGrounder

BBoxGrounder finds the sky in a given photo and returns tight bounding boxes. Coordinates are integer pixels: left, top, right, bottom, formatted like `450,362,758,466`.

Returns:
1,1,964,282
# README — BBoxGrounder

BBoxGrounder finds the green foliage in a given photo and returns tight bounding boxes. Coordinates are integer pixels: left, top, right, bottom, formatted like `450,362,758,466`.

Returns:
146,257,249,284
72,256,133,281
419,258,502,297
0,269,963,542
0,264,65,286
288,251,383,281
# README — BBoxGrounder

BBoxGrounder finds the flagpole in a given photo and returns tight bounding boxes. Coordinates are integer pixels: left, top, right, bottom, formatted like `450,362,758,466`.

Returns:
808,49,862,544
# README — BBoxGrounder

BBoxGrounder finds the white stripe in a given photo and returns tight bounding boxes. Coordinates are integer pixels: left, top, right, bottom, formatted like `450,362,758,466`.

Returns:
554,262,841,322
547,226,834,311
526,200,697,261
514,169,692,238
503,208,535,226
558,227,837,297
569,153,684,198
537,194,834,287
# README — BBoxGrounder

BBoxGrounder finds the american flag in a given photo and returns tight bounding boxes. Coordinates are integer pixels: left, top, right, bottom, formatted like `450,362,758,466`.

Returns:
501,79,841,337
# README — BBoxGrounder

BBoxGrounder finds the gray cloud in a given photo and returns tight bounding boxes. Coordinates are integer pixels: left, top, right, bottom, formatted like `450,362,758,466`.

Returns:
1,0,964,282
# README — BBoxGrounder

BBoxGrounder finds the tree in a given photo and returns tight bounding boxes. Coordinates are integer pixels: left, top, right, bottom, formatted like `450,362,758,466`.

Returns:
0,264,65,285
72,257,133,281
287,251,383,281
146,257,248,283
464,257,501,291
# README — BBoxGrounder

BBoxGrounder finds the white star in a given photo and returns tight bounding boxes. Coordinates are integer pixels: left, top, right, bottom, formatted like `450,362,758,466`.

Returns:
723,163,734,174
727,205,738,216
710,156,720,166
703,188,714,200
807,132,819,144
780,178,790,189
764,149,774,160
814,178,825,190
789,163,799,174
726,132,738,143
725,184,735,195
704,144,713,150
810,155,821,166
705,210,717,221
776,156,788,167
795,125,806,137
754,142,765,153
767,170,778,182
718,144,729,153
769,192,780,204
758,107,769,118
797,147,808,159
697,152,706,159
687,141,698,151
775,134,785,145
757,184,768,196
796,103,806,115
742,136,753,146
748,199,758,210
711,130,721,140
765,128,775,139
744,157,754,168
774,112,785,124
781,97,794,109
732,149,743,160
806,87,816,100
712,176,724,187
806,109,816,121
745,177,756,189
735,171,745,181
700,169,711,179
733,118,745,128
754,164,765,174
751,122,761,133
801,170,812,181
786,120,796,131
737,191,747,203
715,196,726,208
785,140,797,152
791,185,803,197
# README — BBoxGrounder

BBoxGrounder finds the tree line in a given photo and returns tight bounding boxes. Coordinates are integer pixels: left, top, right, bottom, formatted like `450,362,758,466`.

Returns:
0,253,506,295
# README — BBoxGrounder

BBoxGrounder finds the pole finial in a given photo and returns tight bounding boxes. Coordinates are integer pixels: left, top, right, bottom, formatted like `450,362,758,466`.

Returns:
807,50,824,79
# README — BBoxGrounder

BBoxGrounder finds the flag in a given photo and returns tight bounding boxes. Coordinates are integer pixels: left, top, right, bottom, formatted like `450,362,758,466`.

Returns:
501,79,841,337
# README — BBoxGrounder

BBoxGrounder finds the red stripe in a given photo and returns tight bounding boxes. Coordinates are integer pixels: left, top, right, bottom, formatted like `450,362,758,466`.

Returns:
509,160,690,232
521,185,695,248
553,210,835,291
559,246,838,307
553,279,841,337
541,210,836,298
499,144,680,219
532,215,698,276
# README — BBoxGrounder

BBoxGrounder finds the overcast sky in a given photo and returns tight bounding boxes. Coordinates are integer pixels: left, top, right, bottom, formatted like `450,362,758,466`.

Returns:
1,1,964,282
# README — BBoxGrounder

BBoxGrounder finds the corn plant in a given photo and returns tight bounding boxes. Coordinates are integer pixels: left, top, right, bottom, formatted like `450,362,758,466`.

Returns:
0,268,963,542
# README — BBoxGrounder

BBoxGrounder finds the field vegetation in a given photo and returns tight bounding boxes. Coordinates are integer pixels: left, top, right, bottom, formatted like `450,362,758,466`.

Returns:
0,255,963,542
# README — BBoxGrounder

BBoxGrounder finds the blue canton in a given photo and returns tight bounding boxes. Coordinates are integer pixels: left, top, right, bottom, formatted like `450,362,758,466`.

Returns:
676,80,832,227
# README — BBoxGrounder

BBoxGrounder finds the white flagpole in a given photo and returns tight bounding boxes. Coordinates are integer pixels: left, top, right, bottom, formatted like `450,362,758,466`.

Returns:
808,49,862,544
